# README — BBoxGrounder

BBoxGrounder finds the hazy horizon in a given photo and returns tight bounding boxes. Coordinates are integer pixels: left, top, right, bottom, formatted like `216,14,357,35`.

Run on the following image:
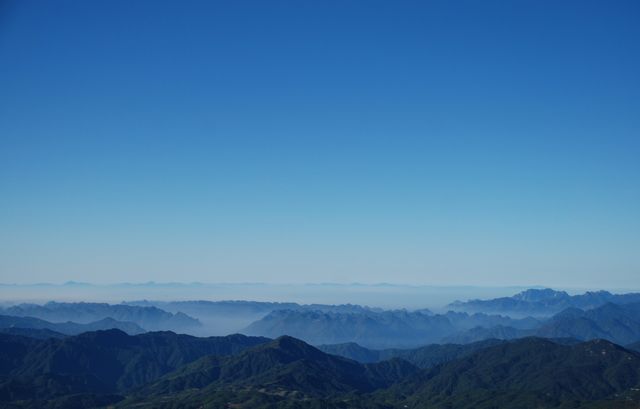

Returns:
2,281,639,311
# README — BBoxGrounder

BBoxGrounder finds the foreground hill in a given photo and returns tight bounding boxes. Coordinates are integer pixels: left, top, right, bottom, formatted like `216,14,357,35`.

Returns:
0,314,145,335
376,337,640,409
129,335,418,404
120,337,640,409
2,331,639,409
0,329,270,407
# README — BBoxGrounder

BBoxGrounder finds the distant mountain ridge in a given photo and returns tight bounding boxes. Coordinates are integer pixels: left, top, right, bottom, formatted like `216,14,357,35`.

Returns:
445,302,640,345
244,298,640,348
123,300,387,335
244,309,539,348
126,299,383,315
1,302,201,333
449,288,640,316
0,314,145,335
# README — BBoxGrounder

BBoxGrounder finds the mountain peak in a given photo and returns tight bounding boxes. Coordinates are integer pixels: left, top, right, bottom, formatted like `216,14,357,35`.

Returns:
513,288,570,302
266,335,324,359
73,328,135,346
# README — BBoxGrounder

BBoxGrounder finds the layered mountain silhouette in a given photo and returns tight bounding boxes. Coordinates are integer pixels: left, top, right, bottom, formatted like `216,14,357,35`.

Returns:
2,289,640,407
0,327,66,339
124,300,385,335
449,288,640,317
243,309,538,348
1,302,201,332
246,300,640,348
447,302,640,345
0,314,145,335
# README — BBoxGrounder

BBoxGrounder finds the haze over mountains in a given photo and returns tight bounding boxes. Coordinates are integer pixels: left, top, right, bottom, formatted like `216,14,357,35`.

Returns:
2,288,640,347
1,287,640,407
0,315,145,336
449,288,640,317
241,289,640,348
0,282,532,310
0,302,201,334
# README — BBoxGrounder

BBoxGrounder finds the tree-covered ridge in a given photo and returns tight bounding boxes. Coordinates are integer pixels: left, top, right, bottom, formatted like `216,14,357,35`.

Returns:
0,329,270,407
1,330,640,408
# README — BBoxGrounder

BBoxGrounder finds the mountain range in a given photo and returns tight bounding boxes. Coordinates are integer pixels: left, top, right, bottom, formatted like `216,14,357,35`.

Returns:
449,288,640,317
123,300,385,335
1,329,639,408
2,288,640,407
3,289,640,350
243,309,538,348
446,302,640,345
0,314,145,335
244,298,640,348
0,329,269,407
374,337,640,409
319,338,509,367
1,302,201,333
129,335,418,402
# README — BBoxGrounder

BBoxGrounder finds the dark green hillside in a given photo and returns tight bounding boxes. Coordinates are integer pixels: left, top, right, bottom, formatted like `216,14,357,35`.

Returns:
318,342,381,363
119,337,640,409
628,341,640,352
320,339,506,368
389,338,506,368
3,331,640,409
0,327,66,339
0,329,270,406
380,337,640,409
0,334,40,375
134,335,418,399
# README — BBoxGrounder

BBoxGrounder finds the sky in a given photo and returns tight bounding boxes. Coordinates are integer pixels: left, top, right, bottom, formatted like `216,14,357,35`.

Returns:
0,0,639,288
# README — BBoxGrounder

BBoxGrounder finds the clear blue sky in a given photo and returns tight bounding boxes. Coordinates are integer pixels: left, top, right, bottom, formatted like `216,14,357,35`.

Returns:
1,0,639,288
